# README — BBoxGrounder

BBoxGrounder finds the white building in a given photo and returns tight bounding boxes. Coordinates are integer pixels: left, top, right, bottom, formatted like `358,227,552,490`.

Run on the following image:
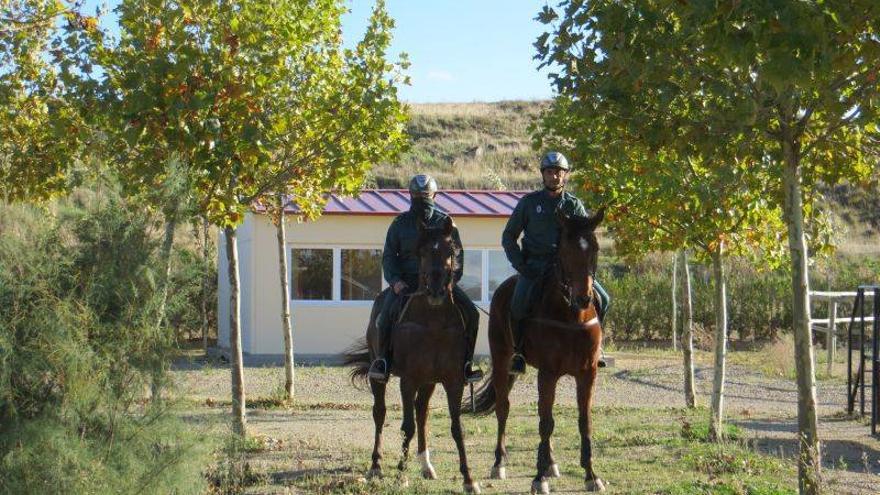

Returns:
217,189,526,361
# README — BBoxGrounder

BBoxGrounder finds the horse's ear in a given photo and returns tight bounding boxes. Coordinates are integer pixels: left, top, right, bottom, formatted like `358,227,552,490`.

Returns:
443,216,454,236
587,207,605,230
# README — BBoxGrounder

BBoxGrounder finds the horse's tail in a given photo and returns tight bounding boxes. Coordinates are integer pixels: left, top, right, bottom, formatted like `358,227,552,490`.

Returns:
466,367,517,416
341,338,371,388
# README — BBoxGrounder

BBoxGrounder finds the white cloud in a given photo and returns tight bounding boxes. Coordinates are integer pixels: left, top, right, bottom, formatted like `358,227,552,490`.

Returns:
426,70,454,82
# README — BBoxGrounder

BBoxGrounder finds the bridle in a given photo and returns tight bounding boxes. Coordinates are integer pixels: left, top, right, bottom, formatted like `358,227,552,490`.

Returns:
552,256,596,314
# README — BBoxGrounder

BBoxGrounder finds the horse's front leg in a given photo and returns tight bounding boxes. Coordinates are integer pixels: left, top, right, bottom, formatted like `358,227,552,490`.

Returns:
576,370,605,491
491,359,511,479
531,369,560,495
397,379,417,474
368,378,387,478
444,380,481,494
414,383,437,480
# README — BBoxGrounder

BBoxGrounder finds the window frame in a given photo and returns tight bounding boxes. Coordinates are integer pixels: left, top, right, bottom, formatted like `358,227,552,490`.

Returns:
286,243,511,310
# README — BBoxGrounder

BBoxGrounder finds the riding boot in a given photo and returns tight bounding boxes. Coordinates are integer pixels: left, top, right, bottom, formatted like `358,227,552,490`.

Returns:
368,294,396,383
509,319,527,375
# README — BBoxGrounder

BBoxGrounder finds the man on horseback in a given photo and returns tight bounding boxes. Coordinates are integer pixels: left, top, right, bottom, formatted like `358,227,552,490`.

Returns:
502,151,610,374
367,174,484,384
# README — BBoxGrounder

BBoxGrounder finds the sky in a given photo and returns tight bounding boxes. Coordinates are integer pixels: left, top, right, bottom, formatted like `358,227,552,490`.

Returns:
86,0,556,104
341,1,556,103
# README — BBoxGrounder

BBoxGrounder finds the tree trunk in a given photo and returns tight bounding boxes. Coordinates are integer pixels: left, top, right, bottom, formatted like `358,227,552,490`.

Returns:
709,242,728,441
225,225,247,436
156,215,177,331
202,216,211,352
672,253,678,351
275,195,295,400
782,138,821,493
150,214,177,401
678,250,696,408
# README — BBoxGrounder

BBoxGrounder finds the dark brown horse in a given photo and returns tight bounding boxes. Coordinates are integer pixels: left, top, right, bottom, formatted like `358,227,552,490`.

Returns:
470,208,606,494
344,216,481,494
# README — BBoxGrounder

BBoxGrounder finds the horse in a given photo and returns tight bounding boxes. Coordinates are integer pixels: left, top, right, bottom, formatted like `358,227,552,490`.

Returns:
470,207,606,494
343,215,481,494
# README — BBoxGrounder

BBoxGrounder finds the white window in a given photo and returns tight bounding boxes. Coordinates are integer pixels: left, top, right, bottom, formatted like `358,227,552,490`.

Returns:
291,248,332,300
488,250,516,299
341,249,382,301
460,250,482,301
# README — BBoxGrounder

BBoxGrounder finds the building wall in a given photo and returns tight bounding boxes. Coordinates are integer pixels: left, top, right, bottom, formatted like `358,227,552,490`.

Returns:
219,212,515,356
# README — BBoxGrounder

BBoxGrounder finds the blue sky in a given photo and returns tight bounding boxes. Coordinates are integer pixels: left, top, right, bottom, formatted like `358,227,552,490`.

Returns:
88,0,555,103
342,1,555,103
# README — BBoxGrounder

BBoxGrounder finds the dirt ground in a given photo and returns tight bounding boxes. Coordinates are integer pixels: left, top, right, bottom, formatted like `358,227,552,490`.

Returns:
172,350,880,494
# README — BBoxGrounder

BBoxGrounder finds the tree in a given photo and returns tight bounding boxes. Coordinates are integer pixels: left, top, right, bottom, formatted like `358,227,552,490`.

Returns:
0,1,98,202
536,1,880,491
98,0,407,436
538,97,783,439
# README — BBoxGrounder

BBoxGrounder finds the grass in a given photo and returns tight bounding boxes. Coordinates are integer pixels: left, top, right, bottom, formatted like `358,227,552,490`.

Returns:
180,365,804,494
261,405,796,494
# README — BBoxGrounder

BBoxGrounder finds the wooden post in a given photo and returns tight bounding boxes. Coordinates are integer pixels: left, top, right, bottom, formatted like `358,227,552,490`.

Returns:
827,301,837,377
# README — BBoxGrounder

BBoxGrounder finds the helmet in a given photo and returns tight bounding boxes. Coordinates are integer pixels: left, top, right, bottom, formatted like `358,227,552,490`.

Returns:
408,174,438,197
540,151,570,171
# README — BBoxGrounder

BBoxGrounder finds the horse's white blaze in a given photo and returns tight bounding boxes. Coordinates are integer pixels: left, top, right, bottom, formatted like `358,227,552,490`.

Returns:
584,316,600,327
579,237,589,251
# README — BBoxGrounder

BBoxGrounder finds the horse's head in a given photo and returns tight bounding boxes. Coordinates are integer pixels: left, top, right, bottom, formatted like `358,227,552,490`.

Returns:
416,216,459,307
555,207,605,313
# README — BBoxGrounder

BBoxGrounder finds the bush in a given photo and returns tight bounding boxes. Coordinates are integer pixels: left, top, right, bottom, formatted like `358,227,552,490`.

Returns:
0,188,211,493
600,253,880,342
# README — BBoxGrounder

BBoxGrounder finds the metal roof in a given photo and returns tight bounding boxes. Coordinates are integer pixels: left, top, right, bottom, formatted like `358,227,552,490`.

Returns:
265,189,528,217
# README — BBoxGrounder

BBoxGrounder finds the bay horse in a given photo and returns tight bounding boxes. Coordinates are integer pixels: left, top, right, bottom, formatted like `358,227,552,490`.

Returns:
343,216,481,494
470,208,606,494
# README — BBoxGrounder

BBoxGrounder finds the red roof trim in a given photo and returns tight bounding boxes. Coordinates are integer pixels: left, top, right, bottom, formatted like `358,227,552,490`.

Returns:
254,189,528,218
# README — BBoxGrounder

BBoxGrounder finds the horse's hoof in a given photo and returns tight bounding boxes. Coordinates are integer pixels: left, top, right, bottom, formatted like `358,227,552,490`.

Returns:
367,467,382,479
418,450,437,480
489,465,506,479
530,479,550,495
585,478,606,492
464,481,482,494
545,463,560,478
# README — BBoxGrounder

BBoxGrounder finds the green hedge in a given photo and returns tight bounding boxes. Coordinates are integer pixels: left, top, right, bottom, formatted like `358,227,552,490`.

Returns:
600,254,880,342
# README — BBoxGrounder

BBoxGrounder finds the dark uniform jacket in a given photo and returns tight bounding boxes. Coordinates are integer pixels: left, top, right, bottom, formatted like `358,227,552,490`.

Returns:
502,189,587,272
382,209,464,289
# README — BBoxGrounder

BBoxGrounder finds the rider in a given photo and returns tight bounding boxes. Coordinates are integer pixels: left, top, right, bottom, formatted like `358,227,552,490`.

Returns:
501,151,610,375
367,174,484,384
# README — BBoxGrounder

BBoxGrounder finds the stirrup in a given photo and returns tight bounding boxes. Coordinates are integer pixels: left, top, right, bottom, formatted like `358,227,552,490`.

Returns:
368,358,389,382
509,353,526,375
464,361,484,383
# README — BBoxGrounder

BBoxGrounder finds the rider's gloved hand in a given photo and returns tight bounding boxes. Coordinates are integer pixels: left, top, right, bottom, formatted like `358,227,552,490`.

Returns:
393,280,408,295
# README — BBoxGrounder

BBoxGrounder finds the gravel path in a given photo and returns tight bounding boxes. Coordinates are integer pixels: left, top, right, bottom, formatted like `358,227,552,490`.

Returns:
171,352,880,493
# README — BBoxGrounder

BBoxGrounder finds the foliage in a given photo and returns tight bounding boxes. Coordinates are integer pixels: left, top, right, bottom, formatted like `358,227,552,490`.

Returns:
601,254,879,342
0,0,100,202
0,184,212,493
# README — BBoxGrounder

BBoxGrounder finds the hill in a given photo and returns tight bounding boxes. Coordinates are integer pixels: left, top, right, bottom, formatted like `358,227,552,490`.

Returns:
369,101,547,190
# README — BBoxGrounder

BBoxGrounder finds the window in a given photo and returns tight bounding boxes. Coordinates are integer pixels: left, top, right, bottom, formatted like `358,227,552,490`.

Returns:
459,250,482,301
341,249,382,301
489,250,517,299
291,248,332,300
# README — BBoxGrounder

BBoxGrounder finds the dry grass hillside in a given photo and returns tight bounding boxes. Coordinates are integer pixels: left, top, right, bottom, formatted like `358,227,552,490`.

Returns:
368,101,547,190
